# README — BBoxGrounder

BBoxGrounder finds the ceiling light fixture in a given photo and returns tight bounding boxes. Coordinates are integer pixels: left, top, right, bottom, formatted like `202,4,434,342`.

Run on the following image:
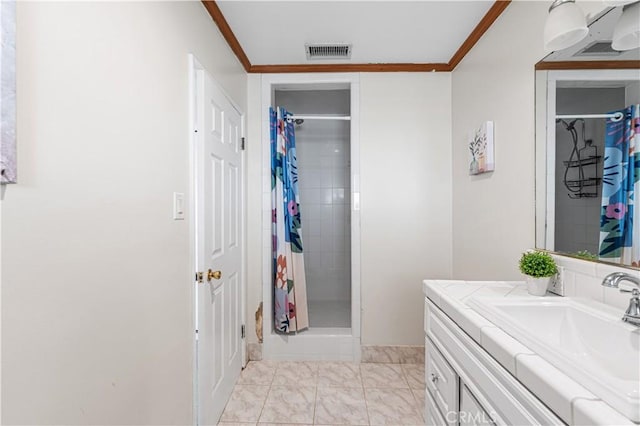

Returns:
612,1,640,51
544,0,589,51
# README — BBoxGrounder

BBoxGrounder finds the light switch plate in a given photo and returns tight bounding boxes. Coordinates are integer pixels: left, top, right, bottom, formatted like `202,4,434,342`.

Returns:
173,192,185,220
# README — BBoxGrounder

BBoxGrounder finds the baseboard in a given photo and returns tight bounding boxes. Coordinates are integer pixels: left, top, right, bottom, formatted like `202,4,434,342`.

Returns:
248,342,262,361
247,342,425,364
360,345,425,364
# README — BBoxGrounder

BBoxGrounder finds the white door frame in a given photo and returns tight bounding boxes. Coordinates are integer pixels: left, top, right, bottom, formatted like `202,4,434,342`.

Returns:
188,54,247,424
260,73,361,361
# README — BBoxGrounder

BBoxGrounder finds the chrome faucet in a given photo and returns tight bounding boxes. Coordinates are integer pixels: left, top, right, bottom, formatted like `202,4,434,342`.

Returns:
602,272,640,326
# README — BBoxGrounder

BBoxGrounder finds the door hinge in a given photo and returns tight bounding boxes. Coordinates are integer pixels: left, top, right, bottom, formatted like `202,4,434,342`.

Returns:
195,272,203,283
241,324,245,339
241,137,245,151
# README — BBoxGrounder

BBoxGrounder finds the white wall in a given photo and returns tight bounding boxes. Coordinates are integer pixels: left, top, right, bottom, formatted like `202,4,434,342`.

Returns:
360,73,452,345
627,81,640,104
246,74,263,344
451,1,548,279
2,2,246,424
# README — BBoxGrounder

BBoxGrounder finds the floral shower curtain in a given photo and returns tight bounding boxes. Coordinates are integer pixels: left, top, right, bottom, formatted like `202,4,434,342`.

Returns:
599,104,640,266
270,107,309,333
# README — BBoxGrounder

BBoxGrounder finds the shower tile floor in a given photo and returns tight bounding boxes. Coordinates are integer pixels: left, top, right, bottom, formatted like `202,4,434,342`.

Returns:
307,300,351,328
218,361,426,425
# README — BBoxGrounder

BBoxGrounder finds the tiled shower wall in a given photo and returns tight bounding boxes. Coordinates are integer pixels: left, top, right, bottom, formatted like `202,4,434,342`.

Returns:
275,90,352,309
296,124,351,302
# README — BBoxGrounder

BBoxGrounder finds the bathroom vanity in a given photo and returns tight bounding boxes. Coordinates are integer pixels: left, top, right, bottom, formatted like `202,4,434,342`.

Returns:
423,280,638,426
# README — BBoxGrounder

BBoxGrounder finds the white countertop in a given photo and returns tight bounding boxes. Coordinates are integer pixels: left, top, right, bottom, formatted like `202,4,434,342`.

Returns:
423,279,636,426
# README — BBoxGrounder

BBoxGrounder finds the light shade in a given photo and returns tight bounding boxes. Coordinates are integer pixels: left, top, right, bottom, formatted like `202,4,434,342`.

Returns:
612,1,640,51
544,0,589,51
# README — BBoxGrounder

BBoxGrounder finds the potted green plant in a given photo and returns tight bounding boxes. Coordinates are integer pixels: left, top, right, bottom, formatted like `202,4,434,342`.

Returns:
518,250,558,296
573,250,598,261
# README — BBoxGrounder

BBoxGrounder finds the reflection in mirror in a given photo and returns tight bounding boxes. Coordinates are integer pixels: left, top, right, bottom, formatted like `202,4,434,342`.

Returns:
535,7,640,268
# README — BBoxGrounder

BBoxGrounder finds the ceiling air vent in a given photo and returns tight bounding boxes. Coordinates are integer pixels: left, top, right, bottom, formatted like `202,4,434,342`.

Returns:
305,43,352,60
574,41,621,57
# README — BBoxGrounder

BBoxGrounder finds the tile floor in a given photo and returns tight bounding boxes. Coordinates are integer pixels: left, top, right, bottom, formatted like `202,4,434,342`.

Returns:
218,361,426,426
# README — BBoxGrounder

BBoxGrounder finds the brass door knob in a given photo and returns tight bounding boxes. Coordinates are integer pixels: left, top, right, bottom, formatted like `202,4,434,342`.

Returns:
207,269,222,281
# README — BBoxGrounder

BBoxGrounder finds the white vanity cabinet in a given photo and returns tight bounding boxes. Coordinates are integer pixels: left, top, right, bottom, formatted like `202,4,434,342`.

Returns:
424,297,564,426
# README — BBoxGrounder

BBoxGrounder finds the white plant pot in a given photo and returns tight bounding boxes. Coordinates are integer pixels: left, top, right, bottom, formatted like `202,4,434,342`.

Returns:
526,276,551,296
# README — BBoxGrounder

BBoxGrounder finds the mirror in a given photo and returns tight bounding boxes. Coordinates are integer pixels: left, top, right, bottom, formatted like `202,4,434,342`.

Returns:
535,6,640,268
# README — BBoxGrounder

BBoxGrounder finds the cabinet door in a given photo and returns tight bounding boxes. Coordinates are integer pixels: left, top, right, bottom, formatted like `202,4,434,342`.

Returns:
460,384,494,426
426,339,458,425
426,385,449,426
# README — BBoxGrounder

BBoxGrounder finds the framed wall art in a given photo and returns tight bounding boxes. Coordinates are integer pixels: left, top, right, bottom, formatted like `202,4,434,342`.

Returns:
0,0,16,184
469,121,494,176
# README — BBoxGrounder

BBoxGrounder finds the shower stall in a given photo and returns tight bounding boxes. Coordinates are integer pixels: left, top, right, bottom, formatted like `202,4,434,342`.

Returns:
261,74,361,360
275,89,351,329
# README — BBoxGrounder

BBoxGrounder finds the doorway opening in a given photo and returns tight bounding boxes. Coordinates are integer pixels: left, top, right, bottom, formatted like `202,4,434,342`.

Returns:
275,89,352,329
261,74,361,360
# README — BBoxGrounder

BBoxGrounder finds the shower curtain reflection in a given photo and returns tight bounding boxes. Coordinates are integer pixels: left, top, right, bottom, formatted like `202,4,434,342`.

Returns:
599,104,640,266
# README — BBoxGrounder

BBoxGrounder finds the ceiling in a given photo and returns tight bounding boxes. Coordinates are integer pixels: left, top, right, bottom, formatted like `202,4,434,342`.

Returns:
214,0,497,68
208,1,639,73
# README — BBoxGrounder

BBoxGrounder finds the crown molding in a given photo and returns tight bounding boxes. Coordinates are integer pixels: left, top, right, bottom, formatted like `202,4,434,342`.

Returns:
448,0,511,69
201,0,251,72
249,63,452,73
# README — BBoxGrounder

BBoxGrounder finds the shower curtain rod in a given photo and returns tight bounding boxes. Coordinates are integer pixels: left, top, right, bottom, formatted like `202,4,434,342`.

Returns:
556,112,624,122
287,114,351,121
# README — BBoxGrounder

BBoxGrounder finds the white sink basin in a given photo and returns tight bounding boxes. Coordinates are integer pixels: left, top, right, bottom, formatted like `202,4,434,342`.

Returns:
468,296,640,421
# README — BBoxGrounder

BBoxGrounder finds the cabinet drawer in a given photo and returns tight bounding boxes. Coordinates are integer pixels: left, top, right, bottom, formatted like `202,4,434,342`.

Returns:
426,338,458,424
426,388,448,426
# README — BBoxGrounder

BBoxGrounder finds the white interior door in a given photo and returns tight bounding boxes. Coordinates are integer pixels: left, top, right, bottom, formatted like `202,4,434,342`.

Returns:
195,68,243,425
